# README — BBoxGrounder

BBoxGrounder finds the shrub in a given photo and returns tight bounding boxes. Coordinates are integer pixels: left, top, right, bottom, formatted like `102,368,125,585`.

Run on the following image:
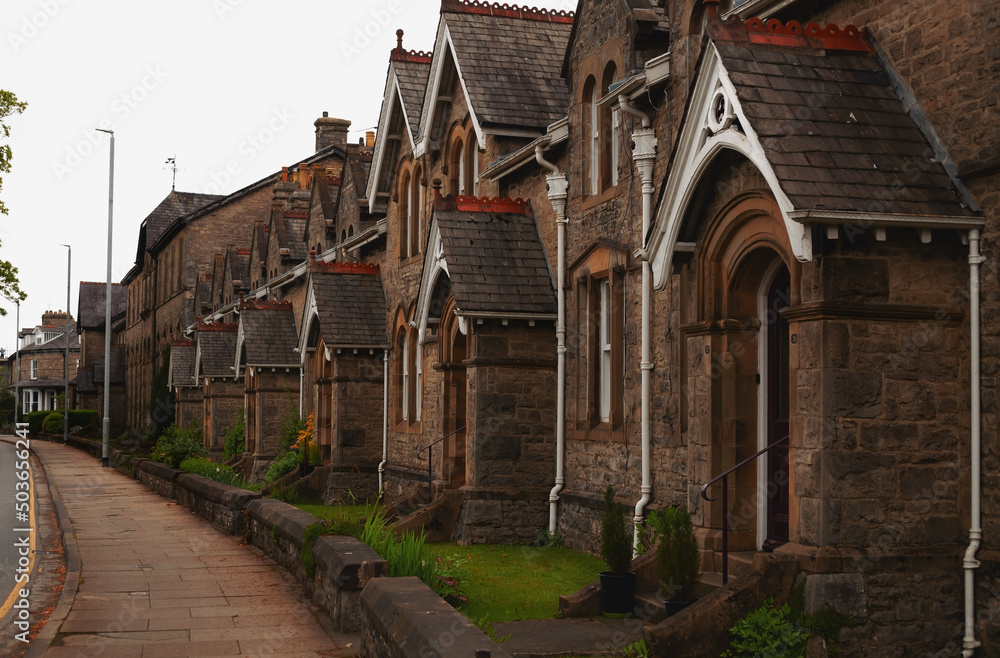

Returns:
0,387,15,425
722,597,808,658
150,424,206,468
222,408,246,461
265,407,308,482
27,410,50,437
264,448,300,483
600,486,632,575
180,457,251,489
67,409,99,430
41,412,65,434
654,506,701,602
269,483,302,505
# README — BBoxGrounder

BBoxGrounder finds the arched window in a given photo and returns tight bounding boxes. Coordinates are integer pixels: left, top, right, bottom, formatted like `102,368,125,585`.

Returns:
394,327,407,424
410,165,423,257
407,327,419,422
450,137,464,196
398,169,410,259
583,76,598,196
601,61,619,189
465,137,478,196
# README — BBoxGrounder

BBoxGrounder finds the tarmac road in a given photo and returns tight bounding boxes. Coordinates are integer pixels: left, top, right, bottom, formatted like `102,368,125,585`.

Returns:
0,437,63,658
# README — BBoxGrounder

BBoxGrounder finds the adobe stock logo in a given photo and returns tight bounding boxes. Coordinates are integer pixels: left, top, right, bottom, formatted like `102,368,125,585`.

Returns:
341,1,404,64
50,65,169,182
199,107,294,195
7,0,73,54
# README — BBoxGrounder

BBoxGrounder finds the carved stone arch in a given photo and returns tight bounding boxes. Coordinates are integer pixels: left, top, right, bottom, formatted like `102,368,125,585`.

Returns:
689,186,799,554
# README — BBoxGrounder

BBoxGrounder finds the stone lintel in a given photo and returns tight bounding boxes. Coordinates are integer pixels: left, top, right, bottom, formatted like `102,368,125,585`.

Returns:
781,302,964,323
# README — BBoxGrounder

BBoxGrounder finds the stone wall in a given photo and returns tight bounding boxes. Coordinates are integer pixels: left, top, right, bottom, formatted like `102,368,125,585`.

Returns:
360,577,511,658
138,459,180,498
174,473,260,535
466,320,556,491
173,386,202,430
246,369,298,458
202,377,242,454
332,352,384,467
454,488,550,545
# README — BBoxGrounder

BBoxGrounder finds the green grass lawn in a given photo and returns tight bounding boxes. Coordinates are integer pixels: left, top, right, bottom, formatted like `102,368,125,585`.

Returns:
293,503,372,524
424,542,606,623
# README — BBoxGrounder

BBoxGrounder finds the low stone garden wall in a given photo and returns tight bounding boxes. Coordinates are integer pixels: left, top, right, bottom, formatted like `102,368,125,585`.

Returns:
361,577,513,658
138,459,181,498
38,435,511,655
175,473,260,535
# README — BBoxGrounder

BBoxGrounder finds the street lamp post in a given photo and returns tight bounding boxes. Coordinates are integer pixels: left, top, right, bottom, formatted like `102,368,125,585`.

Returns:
13,301,19,425
61,244,70,445
97,128,114,467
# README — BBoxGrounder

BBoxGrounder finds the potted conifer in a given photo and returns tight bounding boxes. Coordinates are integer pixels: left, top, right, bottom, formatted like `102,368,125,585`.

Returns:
599,485,635,617
656,505,701,616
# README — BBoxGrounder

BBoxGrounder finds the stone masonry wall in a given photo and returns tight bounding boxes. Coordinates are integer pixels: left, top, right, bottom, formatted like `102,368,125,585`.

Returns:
465,320,556,492
332,353,384,468
248,369,298,458
203,378,242,453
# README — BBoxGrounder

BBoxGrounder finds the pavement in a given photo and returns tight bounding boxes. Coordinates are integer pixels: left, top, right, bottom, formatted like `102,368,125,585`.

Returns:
9,437,647,657
12,438,359,657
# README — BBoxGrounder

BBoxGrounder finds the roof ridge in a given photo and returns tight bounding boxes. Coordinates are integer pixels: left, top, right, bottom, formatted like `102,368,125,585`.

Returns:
434,193,532,215
391,47,433,64
440,0,574,24
706,3,872,53
312,260,381,276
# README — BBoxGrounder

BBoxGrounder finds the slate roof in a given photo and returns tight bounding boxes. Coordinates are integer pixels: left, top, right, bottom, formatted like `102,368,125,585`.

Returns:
197,325,238,377
239,302,299,367
311,264,389,348
19,329,80,353
77,282,126,330
143,191,223,247
713,24,975,218
394,56,432,138
434,198,556,316
230,250,250,285
444,6,573,130
170,342,198,387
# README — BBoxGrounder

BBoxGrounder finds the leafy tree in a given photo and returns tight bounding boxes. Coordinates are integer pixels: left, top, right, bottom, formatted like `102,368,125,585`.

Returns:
0,90,27,315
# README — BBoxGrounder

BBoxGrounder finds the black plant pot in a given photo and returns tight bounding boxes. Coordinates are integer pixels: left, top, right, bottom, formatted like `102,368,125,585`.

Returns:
599,571,635,617
663,598,696,617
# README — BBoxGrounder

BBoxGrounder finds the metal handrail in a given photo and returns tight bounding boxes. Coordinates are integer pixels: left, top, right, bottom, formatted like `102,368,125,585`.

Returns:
417,426,465,503
699,434,789,585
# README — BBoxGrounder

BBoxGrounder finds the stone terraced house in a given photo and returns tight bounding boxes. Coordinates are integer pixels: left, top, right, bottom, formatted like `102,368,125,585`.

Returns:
112,0,999,653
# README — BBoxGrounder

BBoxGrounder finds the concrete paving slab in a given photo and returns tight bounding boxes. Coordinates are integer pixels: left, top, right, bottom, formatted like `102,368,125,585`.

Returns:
21,440,357,657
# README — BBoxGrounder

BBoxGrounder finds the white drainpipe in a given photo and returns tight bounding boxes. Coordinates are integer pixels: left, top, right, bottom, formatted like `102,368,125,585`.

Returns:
619,95,656,553
963,228,983,656
379,349,389,496
537,144,569,535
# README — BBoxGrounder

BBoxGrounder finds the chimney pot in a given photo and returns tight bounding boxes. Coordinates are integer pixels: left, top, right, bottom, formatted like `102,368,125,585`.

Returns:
366,130,376,148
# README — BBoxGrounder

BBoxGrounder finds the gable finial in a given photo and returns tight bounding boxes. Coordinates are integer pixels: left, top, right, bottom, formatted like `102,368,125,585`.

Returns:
396,29,404,51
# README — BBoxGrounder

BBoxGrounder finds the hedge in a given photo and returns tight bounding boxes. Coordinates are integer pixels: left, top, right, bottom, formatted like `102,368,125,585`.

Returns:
27,409,101,437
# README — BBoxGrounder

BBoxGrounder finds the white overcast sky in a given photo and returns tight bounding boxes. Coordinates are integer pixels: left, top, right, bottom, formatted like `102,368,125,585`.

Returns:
0,0,583,356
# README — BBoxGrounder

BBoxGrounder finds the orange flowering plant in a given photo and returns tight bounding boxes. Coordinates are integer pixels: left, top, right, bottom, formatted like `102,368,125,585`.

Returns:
293,413,315,465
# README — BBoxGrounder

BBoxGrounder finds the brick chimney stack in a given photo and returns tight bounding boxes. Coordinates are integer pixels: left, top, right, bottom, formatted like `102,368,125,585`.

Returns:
42,310,73,326
315,112,351,152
